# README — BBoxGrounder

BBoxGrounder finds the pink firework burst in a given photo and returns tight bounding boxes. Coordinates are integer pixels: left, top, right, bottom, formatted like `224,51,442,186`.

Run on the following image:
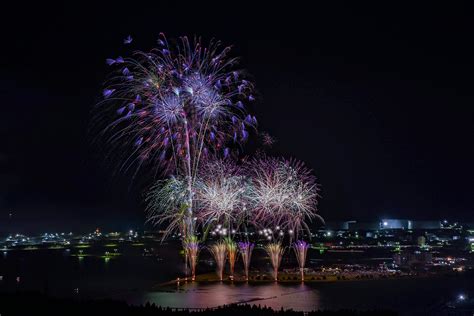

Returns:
194,158,250,233
246,156,322,237
261,132,276,147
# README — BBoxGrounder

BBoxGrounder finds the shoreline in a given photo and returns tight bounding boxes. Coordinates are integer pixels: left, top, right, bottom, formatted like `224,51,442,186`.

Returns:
155,270,448,288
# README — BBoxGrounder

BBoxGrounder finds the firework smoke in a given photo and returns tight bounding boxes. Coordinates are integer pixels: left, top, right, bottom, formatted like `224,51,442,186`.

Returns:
265,242,284,281
238,241,254,281
209,241,227,281
293,240,309,281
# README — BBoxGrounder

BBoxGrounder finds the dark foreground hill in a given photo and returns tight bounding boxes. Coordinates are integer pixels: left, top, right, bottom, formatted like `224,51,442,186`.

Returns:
0,291,397,316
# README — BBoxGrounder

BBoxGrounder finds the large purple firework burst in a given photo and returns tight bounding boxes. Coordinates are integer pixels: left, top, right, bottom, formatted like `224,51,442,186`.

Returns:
97,34,257,236
97,34,256,175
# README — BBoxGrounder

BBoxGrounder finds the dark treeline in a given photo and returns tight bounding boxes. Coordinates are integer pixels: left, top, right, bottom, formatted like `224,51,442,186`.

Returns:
0,292,397,316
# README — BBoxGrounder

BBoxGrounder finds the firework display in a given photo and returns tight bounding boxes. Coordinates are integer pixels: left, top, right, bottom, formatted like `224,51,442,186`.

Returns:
98,33,256,237
99,34,324,282
265,242,284,281
246,156,321,237
145,175,189,239
238,241,254,281
209,241,227,281
146,156,321,239
184,235,200,281
260,132,276,147
146,158,249,238
224,237,238,280
195,159,249,233
293,240,310,281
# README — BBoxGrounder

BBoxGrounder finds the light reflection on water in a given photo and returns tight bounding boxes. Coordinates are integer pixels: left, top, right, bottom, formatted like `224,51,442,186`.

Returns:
1,249,472,313
120,276,474,314
126,283,320,311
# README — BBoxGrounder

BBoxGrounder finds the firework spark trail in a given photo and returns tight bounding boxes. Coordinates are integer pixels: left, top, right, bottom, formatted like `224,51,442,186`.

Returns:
238,241,254,281
224,237,238,280
265,242,284,281
98,34,257,238
209,241,227,281
184,236,200,281
246,156,322,238
293,240,310,281
145,176,190,240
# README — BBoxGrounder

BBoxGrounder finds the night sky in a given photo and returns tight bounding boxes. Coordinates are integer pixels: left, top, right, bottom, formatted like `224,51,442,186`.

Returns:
1,3,473,232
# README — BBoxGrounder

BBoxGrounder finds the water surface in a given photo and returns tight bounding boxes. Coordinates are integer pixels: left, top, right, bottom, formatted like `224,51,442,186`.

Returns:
1,248,472,315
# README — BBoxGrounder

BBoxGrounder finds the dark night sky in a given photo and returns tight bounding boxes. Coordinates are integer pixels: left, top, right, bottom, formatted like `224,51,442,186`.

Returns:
1,3,473,232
